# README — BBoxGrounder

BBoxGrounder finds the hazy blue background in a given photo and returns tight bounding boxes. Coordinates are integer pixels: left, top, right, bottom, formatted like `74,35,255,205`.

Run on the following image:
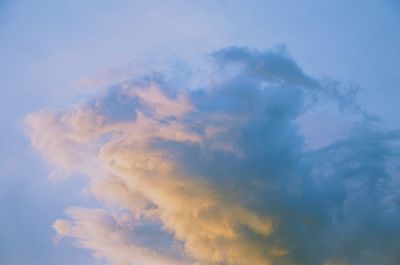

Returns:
1,0,400,264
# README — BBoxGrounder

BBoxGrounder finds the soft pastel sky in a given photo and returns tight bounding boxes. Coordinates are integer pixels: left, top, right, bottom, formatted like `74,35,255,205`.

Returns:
1,1,400,265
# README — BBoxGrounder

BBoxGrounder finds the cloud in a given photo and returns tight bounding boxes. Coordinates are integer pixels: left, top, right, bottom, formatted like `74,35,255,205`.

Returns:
53,207,188,265
25,46,400,265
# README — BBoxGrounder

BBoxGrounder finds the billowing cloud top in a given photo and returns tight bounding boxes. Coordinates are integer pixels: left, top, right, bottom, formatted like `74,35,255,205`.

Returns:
25,47,400,265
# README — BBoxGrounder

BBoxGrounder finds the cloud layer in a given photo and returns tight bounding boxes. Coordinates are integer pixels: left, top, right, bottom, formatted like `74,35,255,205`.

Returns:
25,46,400,265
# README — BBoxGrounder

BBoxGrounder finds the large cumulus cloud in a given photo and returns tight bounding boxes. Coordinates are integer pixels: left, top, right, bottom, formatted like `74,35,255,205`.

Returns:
25,46,400,265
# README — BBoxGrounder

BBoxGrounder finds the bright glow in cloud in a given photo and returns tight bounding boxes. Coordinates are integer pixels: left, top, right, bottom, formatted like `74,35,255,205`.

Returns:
25,47,400,265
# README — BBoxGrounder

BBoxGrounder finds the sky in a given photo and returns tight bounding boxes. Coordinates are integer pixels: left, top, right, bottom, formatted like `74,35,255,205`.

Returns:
1,1,400,265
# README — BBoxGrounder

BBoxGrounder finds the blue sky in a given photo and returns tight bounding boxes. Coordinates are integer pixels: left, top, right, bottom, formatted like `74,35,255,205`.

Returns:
1,1,400,265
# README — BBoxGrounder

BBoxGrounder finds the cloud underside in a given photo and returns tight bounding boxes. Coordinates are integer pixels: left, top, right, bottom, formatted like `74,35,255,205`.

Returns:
26,46,400,265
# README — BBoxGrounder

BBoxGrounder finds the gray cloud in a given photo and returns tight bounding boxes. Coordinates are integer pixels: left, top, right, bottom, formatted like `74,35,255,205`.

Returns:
26,46,400,265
